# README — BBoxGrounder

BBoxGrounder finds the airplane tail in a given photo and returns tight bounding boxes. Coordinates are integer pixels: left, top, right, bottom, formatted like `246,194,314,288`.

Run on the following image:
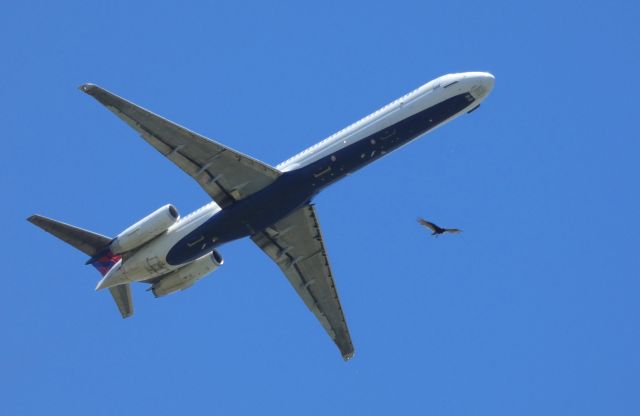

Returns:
87,251,122,276
27,215,133,318
27,215,112,257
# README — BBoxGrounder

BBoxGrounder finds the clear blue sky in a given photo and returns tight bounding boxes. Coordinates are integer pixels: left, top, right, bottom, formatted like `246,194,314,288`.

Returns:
3,1,639,414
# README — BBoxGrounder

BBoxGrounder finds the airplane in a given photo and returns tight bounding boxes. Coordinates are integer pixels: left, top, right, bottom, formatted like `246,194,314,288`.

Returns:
28,72,495,360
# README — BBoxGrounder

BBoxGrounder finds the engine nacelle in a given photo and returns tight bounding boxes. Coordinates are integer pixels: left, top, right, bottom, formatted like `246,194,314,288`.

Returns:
111,204,180,254
151,250,223,298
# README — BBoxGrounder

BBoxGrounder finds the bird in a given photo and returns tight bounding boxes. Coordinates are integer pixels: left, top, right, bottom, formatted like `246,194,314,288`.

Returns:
417,217,462,237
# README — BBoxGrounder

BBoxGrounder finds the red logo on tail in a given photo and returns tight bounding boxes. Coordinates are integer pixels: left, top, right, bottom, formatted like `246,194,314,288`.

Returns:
90,251,122,276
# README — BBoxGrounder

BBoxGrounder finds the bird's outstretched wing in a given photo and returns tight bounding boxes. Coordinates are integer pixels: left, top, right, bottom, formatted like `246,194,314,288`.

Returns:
417,217,438,232
444,228,462,234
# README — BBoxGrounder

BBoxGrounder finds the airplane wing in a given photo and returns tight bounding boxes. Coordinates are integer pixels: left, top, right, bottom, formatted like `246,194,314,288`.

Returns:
109,284,133,318
80,84,281,209
251,205,354,360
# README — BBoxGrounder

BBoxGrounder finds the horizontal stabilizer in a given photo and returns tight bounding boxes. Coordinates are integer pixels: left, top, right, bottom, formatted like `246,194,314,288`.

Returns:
27,215,111,257
28,215,132,318
110,284,134,318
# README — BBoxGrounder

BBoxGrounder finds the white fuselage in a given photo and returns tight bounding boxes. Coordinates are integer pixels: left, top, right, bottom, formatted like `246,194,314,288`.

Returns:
278,72,493,171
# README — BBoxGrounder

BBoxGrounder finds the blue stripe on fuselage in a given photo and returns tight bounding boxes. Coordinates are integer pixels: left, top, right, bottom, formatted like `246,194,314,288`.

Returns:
166,93,474,265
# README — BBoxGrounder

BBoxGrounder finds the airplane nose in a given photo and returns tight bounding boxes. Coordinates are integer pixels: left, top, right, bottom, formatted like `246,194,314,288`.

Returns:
468,72,495,100
480,72,495,90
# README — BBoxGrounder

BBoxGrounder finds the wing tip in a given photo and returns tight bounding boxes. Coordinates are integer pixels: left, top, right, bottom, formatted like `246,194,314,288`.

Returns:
342,350,355,361
27,214,47,227
79,83,98,94
339,340,355,361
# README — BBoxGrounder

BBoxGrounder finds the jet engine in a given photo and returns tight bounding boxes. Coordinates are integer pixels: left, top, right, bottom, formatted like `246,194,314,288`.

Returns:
150,250,223,297
110,204,180,254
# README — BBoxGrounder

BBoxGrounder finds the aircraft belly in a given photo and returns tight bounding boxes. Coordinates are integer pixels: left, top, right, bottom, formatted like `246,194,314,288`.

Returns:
306,92,475,191
122,255,172,280
106,211,217,283
166,175,316,265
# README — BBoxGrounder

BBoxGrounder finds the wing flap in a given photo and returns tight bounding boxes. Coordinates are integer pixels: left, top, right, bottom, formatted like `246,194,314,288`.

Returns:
80,83,280,208
251,205,354,360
